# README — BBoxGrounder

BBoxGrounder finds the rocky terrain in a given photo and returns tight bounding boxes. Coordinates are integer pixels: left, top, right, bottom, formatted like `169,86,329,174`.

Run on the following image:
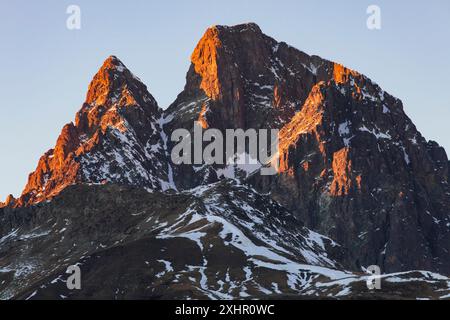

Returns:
1,23,449,299
1,183,449,300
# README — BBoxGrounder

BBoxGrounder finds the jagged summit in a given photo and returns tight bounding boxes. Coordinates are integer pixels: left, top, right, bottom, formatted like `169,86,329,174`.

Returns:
164,23,450,275
75,55,160,138
10,56,170,207
94,55,124,72
1,24,449,284
0,194,16,208
214,22,262,31
168,22,394,133
84,55,157,111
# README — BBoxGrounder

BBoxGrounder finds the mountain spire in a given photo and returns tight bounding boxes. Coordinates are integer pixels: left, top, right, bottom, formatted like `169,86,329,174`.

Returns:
16,56,168,207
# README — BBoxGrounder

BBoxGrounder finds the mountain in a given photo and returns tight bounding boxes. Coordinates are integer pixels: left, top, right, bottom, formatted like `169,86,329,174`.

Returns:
1,23,449,300
165,23,450,275
253,78,450,275
11,56,175,207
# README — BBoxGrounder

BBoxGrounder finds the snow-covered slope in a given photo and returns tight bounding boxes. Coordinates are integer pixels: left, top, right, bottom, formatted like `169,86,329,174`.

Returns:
1,182,448,300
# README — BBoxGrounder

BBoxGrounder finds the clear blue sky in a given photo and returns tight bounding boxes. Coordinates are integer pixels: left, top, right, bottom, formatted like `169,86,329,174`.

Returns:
0,0,449,200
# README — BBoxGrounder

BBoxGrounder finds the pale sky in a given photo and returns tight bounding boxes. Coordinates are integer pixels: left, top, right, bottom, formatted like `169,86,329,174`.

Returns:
0,0,449,200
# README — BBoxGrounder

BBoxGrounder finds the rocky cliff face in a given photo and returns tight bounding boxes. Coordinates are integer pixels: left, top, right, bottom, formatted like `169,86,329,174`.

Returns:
166,23,323,132
164,23,450,275
164,23,328,188
1,23,449,299
12,56,174,207
252,79,450,274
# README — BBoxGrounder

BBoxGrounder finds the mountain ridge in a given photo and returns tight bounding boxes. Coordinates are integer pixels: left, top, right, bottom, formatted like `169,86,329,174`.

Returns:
161,22,450,275
1,22,449,299
1,182,449,300
4,55,176,208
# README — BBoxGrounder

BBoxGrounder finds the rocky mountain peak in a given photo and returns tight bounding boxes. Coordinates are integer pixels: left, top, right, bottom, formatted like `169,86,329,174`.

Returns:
189,23,267,102
165,23,450,275
172,23,384,132
15,56,170,207
85,55,156,107
2,24,449,288
188,23,279,107
85,55,125,103
0,194,16,208
77,56,159,134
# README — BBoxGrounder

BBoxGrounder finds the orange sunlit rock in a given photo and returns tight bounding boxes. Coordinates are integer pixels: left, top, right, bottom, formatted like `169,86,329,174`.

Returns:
330,147,352,196
332,63,364,97
17,55,160,207
329,147,361,196
333,63,359,85
356,174,362,189
86,56,118,106
2,194,16,207
278,83,326,173
100,109,127,133
191,27,222,100
273,84,282,108
119,87,138,107
197,103,210,129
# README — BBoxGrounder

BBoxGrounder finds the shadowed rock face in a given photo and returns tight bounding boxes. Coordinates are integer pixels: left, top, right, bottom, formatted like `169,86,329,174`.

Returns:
251,81,450,274
1,23,449,300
